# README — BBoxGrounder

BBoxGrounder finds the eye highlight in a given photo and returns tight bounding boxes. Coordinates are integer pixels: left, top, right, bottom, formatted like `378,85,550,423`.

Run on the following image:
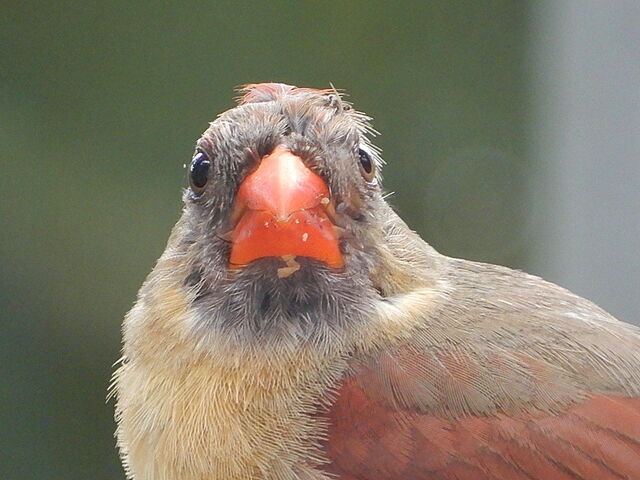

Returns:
357,148,375,182
189,151,211,194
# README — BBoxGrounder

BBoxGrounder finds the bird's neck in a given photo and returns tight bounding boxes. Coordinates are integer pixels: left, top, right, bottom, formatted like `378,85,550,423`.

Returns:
116,215,449,479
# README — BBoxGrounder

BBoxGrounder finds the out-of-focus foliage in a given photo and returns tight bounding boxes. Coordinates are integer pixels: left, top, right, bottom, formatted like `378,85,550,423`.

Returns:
0,1,529,478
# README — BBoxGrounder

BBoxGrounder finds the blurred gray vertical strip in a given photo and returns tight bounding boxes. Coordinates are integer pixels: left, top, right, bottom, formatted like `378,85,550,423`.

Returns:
528,1,640,324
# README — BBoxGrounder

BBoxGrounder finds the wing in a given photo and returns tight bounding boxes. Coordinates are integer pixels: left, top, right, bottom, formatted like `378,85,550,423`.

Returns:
323,260,640,480
324,351,640,480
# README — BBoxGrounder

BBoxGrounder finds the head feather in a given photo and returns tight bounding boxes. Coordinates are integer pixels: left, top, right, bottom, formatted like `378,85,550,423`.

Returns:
236,83,332,105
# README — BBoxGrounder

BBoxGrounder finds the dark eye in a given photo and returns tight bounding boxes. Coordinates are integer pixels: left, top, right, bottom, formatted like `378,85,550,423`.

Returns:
189,152,211,194
357,148,375,181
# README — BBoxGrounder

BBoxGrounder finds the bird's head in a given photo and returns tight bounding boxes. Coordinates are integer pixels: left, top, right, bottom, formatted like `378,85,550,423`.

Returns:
167,83,439,341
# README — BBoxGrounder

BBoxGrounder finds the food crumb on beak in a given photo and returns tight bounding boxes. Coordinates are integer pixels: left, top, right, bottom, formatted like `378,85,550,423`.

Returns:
301,233,309,242
277,255,301,278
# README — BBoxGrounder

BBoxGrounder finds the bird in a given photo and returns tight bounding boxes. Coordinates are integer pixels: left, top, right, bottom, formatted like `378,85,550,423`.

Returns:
112,83,640,480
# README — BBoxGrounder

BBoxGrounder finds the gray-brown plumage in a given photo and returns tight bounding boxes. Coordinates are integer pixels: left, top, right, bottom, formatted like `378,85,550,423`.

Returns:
112,83,640,480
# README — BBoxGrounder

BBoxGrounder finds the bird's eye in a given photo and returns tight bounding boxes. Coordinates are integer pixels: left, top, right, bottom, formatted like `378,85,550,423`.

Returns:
189,152,211,194
357,148,375,181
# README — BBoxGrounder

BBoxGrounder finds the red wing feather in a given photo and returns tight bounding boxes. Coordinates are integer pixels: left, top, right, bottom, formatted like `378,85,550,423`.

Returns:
323,374,640,480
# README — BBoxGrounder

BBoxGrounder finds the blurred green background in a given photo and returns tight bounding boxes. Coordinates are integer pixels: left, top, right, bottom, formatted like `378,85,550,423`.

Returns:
2,1,637,479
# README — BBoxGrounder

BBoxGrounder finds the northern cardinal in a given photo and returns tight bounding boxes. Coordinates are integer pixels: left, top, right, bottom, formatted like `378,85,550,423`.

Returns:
113,83,640,480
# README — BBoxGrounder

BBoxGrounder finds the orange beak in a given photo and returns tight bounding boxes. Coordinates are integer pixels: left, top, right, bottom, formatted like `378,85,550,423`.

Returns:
229,146,343,269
